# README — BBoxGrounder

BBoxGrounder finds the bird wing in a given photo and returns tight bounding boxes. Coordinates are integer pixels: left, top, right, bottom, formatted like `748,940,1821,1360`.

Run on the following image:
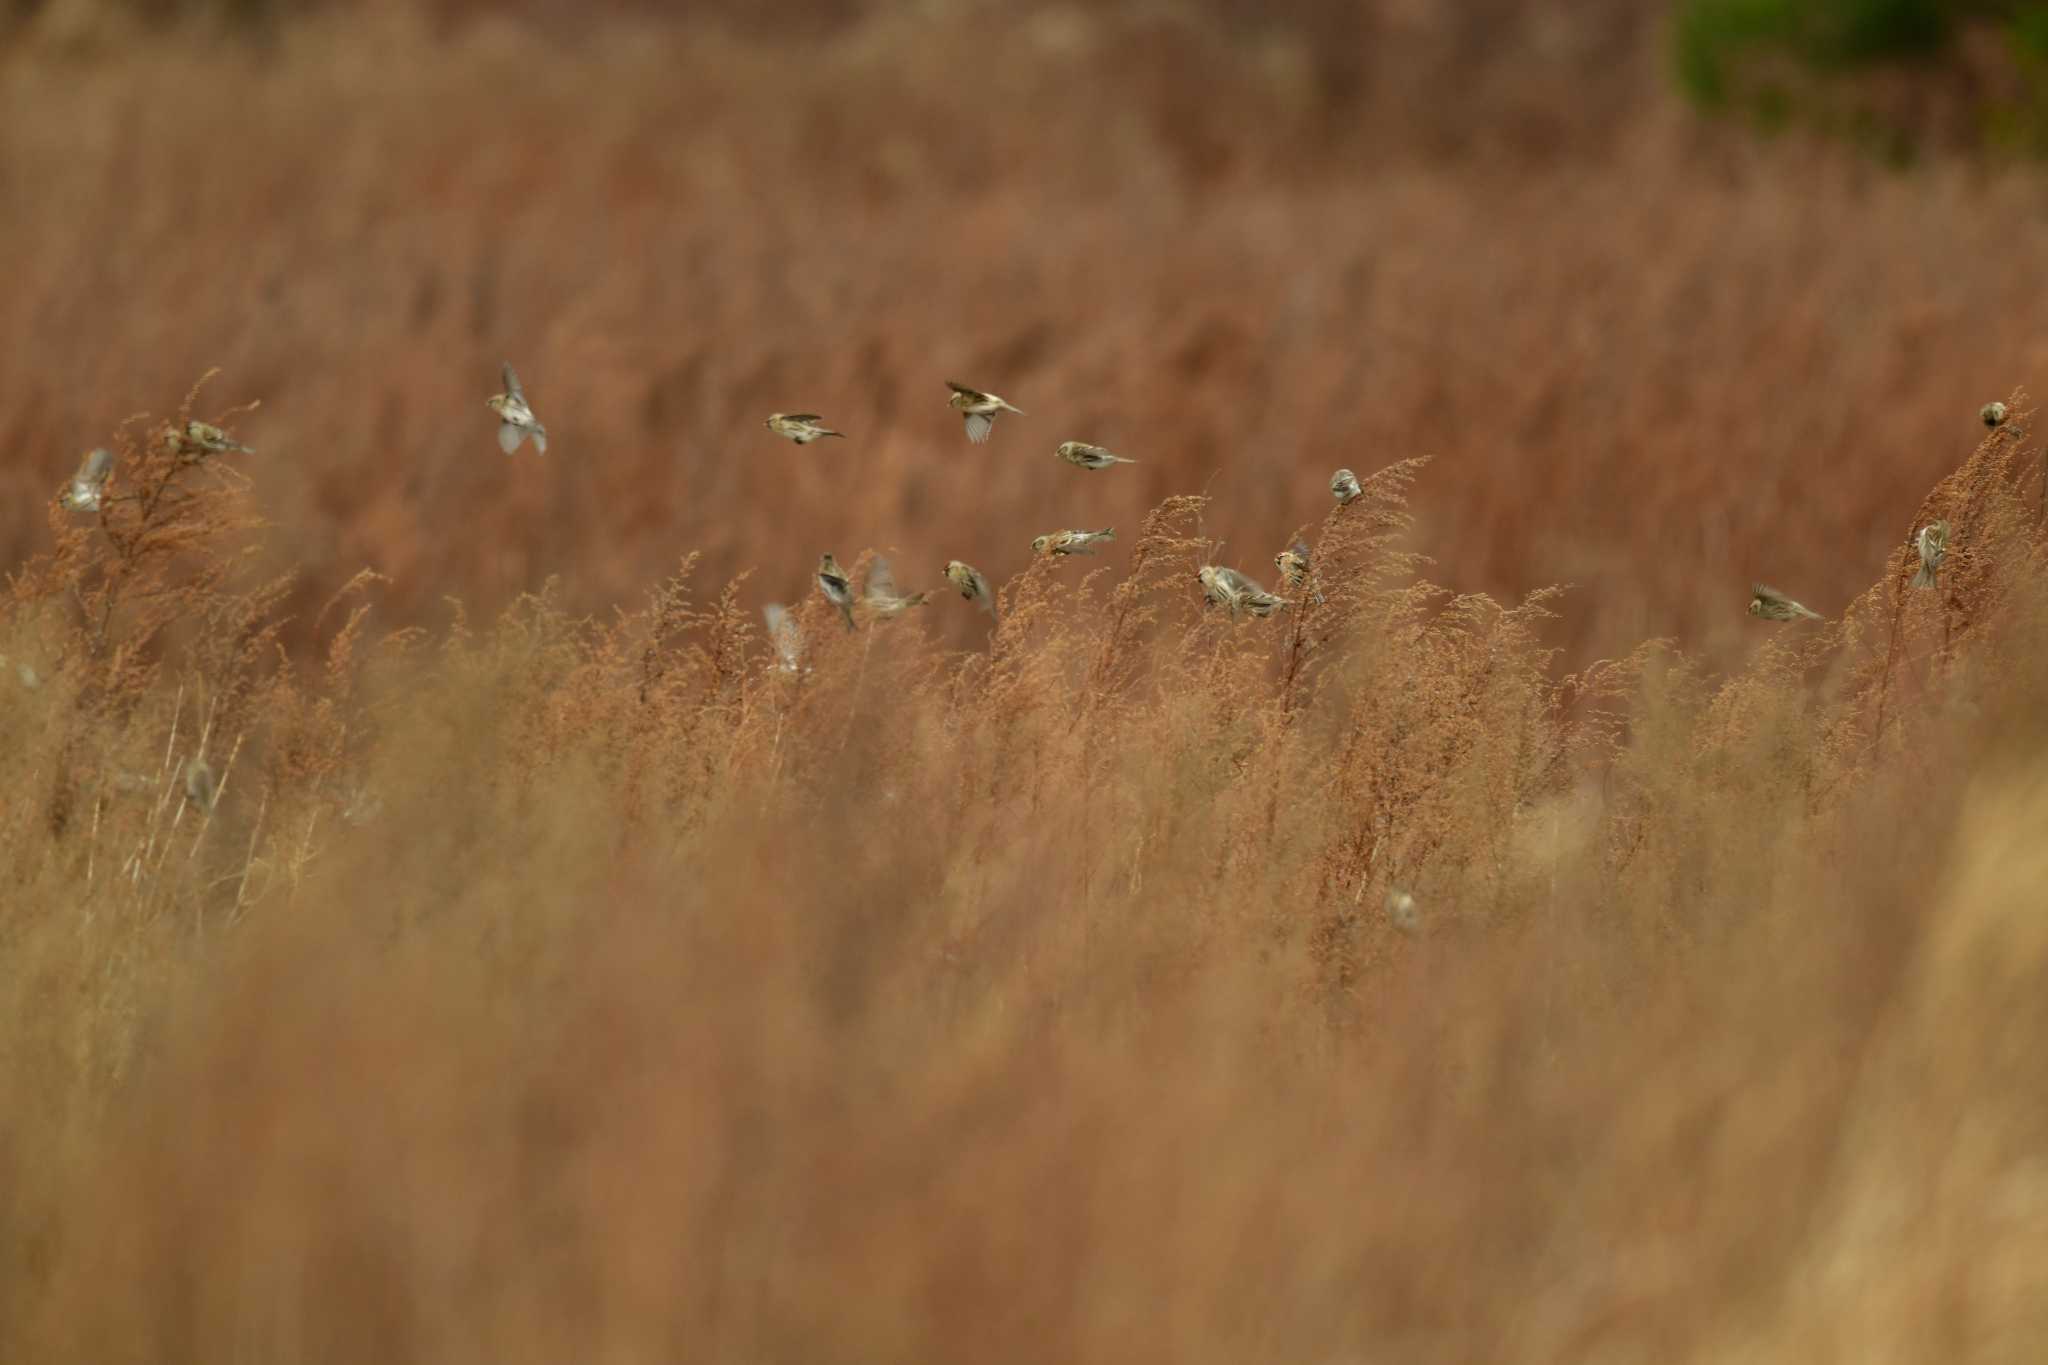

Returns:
80,448,114,482
501,362,524,401
497,421,525,454
944,380,986,400
865,555,899,601
964,412,994,444
783,413,823,423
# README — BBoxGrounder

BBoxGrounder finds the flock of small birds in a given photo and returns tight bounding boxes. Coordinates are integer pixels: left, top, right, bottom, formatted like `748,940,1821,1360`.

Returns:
48,377,2013,926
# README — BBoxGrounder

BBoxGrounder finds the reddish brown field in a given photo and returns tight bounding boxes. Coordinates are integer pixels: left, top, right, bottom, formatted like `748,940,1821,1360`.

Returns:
5,4,2048,1361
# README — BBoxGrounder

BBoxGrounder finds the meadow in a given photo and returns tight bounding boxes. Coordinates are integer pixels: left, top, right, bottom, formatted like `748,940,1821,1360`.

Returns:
5,2,2048,1360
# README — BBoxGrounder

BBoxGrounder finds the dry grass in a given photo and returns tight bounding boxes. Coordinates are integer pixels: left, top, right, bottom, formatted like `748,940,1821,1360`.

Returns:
6,6,2048,1359
4,367,2048,1359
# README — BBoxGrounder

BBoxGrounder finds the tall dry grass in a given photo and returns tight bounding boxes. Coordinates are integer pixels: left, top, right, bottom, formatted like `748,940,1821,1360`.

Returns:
2,1,2044,668
2,372,2046,1359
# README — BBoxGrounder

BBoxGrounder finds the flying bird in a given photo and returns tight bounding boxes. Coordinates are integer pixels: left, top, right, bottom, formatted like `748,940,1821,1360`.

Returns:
1198,565,1289,619
486,362,547,455
945,381,1024,444
1911,520,1950,590
60,448,114,512
1330,468,1363,505
1748,583,1822,621
944,559,998,620
1386,889,1421,935
1054,441,1137,471
1032,528,1116,557
183,758,218,814
763,603,805,674
863,556,930,620
817,553,858,632
1274,539,1323,605
766,413,845,445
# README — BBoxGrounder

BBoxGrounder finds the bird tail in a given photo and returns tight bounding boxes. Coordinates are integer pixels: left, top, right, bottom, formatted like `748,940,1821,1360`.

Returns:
821,429,846,439
1911,564,1936,589
531,425,548,456
838,601,856,632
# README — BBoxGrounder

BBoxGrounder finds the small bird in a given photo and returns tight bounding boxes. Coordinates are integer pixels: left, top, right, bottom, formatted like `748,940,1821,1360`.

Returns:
944,559,998,620
1386,889,1421,935
1982,401,2009,428
816,553,858,632
60,448,114,512
1031,527,1116,557
184,758,218,813
1748,583,1823,621
178,421,252,456
765,413,845,445
1198,565,1289,619
486,362,547,455
763,603,805,674
1911,519,1950,590
1274,539,1323,605
945,381,1024,444
863,555,929,620
1054,441,1137,471
1330,468,1363,505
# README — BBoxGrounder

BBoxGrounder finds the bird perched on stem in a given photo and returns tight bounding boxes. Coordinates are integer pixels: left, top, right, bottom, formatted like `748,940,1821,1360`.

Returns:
177,422,252,457
944,560,998,621
1748,583,1822,621
1199,565,1289,619
1911,520,1950,590
1274,539,1323,605
765,413,845,445
60,448,114,511
1054,441,1136,471
863,556,929,620
1330,468,1363,505
945,381,1024,444
816,553,858,632
486,362,547,455
1982,401,2009,428
1032,528,1116,557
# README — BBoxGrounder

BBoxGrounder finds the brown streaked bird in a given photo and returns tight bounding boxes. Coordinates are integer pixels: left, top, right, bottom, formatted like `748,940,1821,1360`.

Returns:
60,447,114,511
863,555,930,620
1911,520,1950,590
765,413,845,445
1054,440,1136,471
1274,539,1323,605
816,553,857,632
1330,468,1363,505
943,559,998,620
177,421,252,456
1031,527,1116,557
1748,583,1822,621
486,362,547,455
1198,565,1289,619
1982,401,2009,428
945,381,1024,444
183,758,218,813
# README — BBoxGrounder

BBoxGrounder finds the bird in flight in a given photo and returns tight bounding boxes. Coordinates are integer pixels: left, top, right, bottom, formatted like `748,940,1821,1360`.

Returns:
1747,583,1822,621
487,362,547,455
817,553,858,632
766,413,845,445
60,448,114,512
945,381,1024,444
1032,528,1117,557
1054,441,1136,472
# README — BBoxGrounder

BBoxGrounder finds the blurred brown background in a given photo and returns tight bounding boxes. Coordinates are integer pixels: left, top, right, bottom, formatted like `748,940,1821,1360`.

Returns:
1,0,2041,661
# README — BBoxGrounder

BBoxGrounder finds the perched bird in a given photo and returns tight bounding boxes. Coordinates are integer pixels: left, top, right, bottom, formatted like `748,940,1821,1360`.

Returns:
1031,527,1116,557
184,758,218,813
1198,565,1289,619
1054,440,1137,471
1274,539,1323,605
816,553,858,632
763,603,805,675
944,559,998,621
60,448,114,512
765,413,845,445
863,556,930,620
178,421,252,456
1330,468,1363,505
945,381,1024,444
1982,401,2009,428
1911,519,1950,590
1386,889,1421,935
1748,583,1823,621
486,362,548,455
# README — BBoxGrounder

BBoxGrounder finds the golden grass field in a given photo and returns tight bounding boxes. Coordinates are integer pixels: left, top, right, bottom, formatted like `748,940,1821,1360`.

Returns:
5,2,2048,1360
